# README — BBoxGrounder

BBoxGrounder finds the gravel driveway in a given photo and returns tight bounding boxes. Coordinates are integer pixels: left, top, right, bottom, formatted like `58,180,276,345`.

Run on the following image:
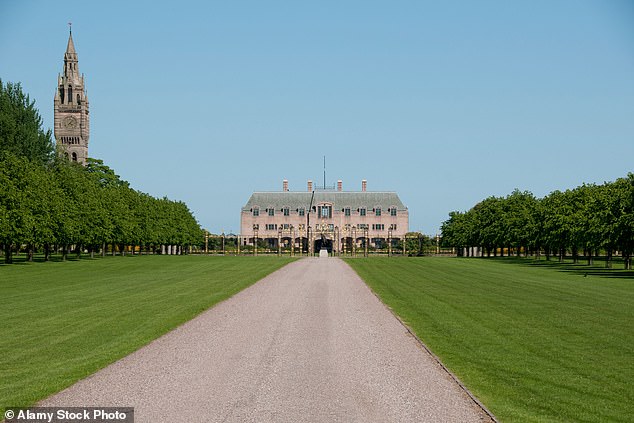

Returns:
41,258,493,422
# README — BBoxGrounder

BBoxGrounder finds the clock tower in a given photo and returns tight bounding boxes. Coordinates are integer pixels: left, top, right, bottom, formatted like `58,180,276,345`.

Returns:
54,26,89,165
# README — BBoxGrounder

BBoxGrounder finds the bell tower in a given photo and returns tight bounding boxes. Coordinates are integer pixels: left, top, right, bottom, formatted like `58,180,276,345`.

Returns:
54,24,89,164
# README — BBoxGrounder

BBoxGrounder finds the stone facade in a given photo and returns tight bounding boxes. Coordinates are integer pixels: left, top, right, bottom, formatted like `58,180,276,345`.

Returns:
240,179,409,253
54,29,89,165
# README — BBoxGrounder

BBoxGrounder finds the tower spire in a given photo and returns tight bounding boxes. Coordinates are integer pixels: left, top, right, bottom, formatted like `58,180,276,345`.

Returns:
65,28,76,56
55,27,89,165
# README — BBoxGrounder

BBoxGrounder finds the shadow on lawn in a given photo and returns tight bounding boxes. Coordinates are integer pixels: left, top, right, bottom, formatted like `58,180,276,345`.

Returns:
485,257,634,279
0,254,104,266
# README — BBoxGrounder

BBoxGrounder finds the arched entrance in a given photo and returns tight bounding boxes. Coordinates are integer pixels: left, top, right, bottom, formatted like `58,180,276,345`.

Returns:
314,238,333,253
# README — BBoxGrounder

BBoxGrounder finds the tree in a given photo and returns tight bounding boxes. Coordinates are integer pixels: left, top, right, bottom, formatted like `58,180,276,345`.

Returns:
0,80,54,164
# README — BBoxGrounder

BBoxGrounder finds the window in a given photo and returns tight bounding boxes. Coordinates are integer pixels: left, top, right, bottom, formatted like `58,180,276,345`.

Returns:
357,224,368,230
372,224,385,231
253,224,259,230
283,224,290,229
253,208,259,217
71,152,78,162
265,224,277,230
375,208,381,217
328,224,334,231
283,207,289,216
299,224,305,231
390,208,397,217
360,208,366,217
268,208,274,216
298,208,305,217
318,205,332,218
344,208,351,217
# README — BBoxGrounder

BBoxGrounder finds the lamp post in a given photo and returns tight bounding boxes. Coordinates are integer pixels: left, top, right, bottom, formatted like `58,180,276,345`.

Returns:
253,226,258,257
278,228,282,257
205,230,209,255
334,226,339,256
222,230,225,255
388,228,393,257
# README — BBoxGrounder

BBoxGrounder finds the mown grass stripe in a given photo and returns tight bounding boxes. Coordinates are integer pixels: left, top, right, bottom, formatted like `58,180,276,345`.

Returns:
345,257,634,423
0,255,294,408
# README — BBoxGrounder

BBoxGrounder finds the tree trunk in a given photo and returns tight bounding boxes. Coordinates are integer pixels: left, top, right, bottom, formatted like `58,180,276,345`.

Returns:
606,249,612,268
102,242,106,257
62,245,68,261
27,244,34,262
587,249,593,266
112,243,116,256
44,244,50,261
4,244,13,264
75,244,82,259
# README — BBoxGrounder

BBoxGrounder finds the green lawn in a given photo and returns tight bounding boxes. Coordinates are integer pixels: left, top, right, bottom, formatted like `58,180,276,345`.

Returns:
0,255,294,408
345,257,634,423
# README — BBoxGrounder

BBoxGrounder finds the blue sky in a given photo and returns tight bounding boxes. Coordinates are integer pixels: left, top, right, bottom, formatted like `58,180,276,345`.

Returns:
1,1,633,234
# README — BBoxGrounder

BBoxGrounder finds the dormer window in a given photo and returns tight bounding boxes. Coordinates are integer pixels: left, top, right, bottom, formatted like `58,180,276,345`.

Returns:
390,207,397,216
318,205,332,218
252,207,259,217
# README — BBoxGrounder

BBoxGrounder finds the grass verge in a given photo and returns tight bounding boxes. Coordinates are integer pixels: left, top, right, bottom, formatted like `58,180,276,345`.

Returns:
0,255,294,408
344,257,634,423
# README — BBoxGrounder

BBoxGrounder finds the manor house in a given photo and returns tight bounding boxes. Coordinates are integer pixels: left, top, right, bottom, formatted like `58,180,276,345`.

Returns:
240,179,409,253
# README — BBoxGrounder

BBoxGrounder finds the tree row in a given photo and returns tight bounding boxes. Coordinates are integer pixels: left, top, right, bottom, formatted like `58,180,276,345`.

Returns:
0,80,202,263
441,175,634,269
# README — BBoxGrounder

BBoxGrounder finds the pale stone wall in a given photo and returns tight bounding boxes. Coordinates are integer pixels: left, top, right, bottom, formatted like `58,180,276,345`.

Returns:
240,202,409,241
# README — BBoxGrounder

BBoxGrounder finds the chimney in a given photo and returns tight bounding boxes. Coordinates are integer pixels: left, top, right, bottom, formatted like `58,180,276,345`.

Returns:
307,180,313,192
337,180,342,191
362,179,367,192
283,179,289,192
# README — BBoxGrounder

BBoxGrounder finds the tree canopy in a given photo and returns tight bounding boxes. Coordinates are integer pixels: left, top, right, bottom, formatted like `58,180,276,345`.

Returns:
441,175,634,269
0,79,54,164
0,81,202,263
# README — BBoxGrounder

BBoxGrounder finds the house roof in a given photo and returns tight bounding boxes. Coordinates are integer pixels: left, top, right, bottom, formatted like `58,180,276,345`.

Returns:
242,191,407,212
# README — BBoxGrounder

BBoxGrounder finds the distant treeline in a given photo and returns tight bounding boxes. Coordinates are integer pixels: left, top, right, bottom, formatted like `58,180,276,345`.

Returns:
441,176,634,269
0,79,202,263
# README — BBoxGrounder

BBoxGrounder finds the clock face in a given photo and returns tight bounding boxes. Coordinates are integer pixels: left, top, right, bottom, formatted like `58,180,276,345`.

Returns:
63,116,77,129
